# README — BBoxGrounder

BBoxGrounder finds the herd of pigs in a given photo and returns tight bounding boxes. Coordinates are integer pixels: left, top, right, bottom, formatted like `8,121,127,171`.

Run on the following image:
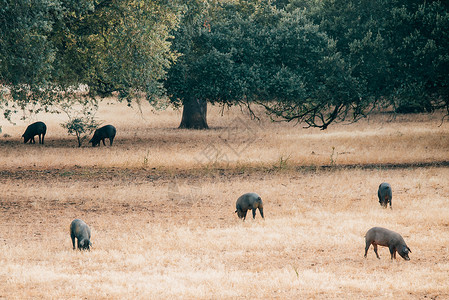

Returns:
22,121,411,261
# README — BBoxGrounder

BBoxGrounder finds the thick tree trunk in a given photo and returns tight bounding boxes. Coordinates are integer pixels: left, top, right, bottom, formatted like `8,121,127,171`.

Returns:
179,98,209,129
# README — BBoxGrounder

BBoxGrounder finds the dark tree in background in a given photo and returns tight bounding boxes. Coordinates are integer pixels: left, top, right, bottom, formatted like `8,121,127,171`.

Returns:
164,0,211,129
165,1,361,129
293,0,449,115
245,4,362,129
166,0,448,129
165,0,242,129
386,1,449,113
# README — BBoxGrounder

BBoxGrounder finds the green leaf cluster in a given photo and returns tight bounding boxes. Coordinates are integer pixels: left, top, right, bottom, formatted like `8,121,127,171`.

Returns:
301,0,449,115
166,1,363,128
1,0,180,119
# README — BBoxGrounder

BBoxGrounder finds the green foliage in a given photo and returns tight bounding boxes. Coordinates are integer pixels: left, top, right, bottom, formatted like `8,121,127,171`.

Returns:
166,1,362,129
249,8,363,129
1,0,180,121
164,0,215,107
166,0,448,128
52,0,180,102
303,0,449,115
0,0,59,120
0,0,57,86
387,1,449,113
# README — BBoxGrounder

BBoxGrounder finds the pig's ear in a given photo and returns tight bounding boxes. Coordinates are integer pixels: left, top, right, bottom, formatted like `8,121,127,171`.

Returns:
407,247,411,253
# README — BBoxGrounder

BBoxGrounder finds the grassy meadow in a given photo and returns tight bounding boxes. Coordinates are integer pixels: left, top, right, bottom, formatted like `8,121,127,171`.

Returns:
0,99,448,299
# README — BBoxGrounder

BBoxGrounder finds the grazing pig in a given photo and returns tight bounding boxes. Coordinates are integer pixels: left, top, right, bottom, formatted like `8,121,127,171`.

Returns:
70,219,92,250
89,124,116,147
364,227,411,260
378,182,392,208
22,121,46,144
235,192,264,220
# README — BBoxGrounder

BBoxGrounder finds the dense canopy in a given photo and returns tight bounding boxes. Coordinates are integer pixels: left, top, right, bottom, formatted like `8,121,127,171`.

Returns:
0,0,179,119
1,0,448,129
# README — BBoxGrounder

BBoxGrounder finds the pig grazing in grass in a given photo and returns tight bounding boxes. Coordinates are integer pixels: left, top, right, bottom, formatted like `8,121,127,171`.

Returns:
235,192,264,220
89,125,116,147
378,182,392,208
70,219,92,250
364,227,411,260
22,121,46,144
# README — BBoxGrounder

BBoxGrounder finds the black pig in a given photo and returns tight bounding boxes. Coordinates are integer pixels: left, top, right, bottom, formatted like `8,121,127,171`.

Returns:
378,182,392,208
89,125,116,147
22,121,46,144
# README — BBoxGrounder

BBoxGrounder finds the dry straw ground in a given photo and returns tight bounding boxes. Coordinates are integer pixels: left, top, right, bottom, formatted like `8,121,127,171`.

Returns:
0,100,448,299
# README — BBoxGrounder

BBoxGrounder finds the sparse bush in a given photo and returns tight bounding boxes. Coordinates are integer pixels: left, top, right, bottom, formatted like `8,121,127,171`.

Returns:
59,98,100,147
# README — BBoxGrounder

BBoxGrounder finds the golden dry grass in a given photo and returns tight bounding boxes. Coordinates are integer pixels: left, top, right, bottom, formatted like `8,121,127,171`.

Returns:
1,99,448,169
1,100,449,299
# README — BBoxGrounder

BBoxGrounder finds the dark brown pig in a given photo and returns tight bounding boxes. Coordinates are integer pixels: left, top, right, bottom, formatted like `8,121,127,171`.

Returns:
364,227,411,260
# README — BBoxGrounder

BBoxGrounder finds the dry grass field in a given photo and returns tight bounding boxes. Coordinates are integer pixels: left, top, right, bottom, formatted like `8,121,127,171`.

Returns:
1,99,448,299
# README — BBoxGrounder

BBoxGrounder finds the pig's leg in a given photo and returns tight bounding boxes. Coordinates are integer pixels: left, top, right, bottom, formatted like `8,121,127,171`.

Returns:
389,245,396,260
373,244,380,259
364,242,371,258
